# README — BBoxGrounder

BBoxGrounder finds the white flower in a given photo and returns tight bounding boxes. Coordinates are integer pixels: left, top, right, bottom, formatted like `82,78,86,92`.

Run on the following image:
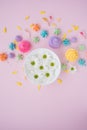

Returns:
69,66,77,73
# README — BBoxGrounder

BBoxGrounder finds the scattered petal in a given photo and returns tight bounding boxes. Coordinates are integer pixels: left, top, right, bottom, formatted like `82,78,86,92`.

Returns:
80,31,87,39
40,11,46,14
64,69,69,73
30,24,34,28
57,79,62,84
49,16,53,20
25,16,30,20
42,17,50,25
62,33,67,40
3,27,7,33
57,18,61,22
16,81,22,87
68,29,72,33
51,23,57,27
12,71,18,74
37,85,41,91
72,25,79,31
17,26,22,30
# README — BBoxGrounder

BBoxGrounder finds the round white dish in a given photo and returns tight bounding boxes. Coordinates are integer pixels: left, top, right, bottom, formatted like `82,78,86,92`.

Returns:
24,48,61,85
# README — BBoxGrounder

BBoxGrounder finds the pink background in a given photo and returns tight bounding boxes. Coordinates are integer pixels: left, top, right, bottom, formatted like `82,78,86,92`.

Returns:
0,0,87,130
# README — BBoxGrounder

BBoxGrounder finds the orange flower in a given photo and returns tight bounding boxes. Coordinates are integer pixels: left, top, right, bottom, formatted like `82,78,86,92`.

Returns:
33,24,40,31
0,53,8,61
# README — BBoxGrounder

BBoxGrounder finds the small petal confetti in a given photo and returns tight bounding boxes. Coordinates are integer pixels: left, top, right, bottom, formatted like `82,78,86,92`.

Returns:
68,29,72,33
40,11,46,14
51,23,57,27
80,31,87,39
57,79,62,84
3,27,7,33
72,25,79,31
25,16,30,20
37,85,41,91
42,17,50,25
57,18,61,22
12,71,18,75
17,26,22,30
62,33,67,40
16,81,23,87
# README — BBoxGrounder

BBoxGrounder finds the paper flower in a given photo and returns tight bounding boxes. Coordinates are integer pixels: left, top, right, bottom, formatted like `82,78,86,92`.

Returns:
62,39,71,46
78,58,86,66
33,36,40,43
69,66,77,73
54,28,61,35
40,30,48,38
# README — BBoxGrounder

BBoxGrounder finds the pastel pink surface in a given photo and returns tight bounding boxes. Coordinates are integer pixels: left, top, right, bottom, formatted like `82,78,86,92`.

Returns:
0,0,87,130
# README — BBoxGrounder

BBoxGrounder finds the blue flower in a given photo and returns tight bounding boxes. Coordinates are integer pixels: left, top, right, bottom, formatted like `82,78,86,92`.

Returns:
9,42,16,50
62,39,71,46
78,58,86,66
40,30,48,38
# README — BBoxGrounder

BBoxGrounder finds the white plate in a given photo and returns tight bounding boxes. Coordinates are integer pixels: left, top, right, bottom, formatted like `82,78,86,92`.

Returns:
24,48,61,85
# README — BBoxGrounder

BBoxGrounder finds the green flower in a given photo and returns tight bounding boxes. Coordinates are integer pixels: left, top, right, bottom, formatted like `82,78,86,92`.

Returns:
33,36,40,43
78,44,86,51
61,63,67,70
54,28,61,35
17,54,24,60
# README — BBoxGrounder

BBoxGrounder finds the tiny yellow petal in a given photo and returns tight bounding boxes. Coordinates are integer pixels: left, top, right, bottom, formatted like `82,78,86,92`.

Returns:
62,33,67,40
17,26,22,30
16,45,19,50
13,40,18,44
68,29,72,33
3,27,7,33
64,69,69,73
72,25,79,31
40,11,46,14
12,71,17,74
57,18,61,22
30,24,34,28
57,79,62,84
16,82,22,87
24,76,27,80
25,16,30,20
51,23,57,27
42,17,49,22
37,85,41,91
